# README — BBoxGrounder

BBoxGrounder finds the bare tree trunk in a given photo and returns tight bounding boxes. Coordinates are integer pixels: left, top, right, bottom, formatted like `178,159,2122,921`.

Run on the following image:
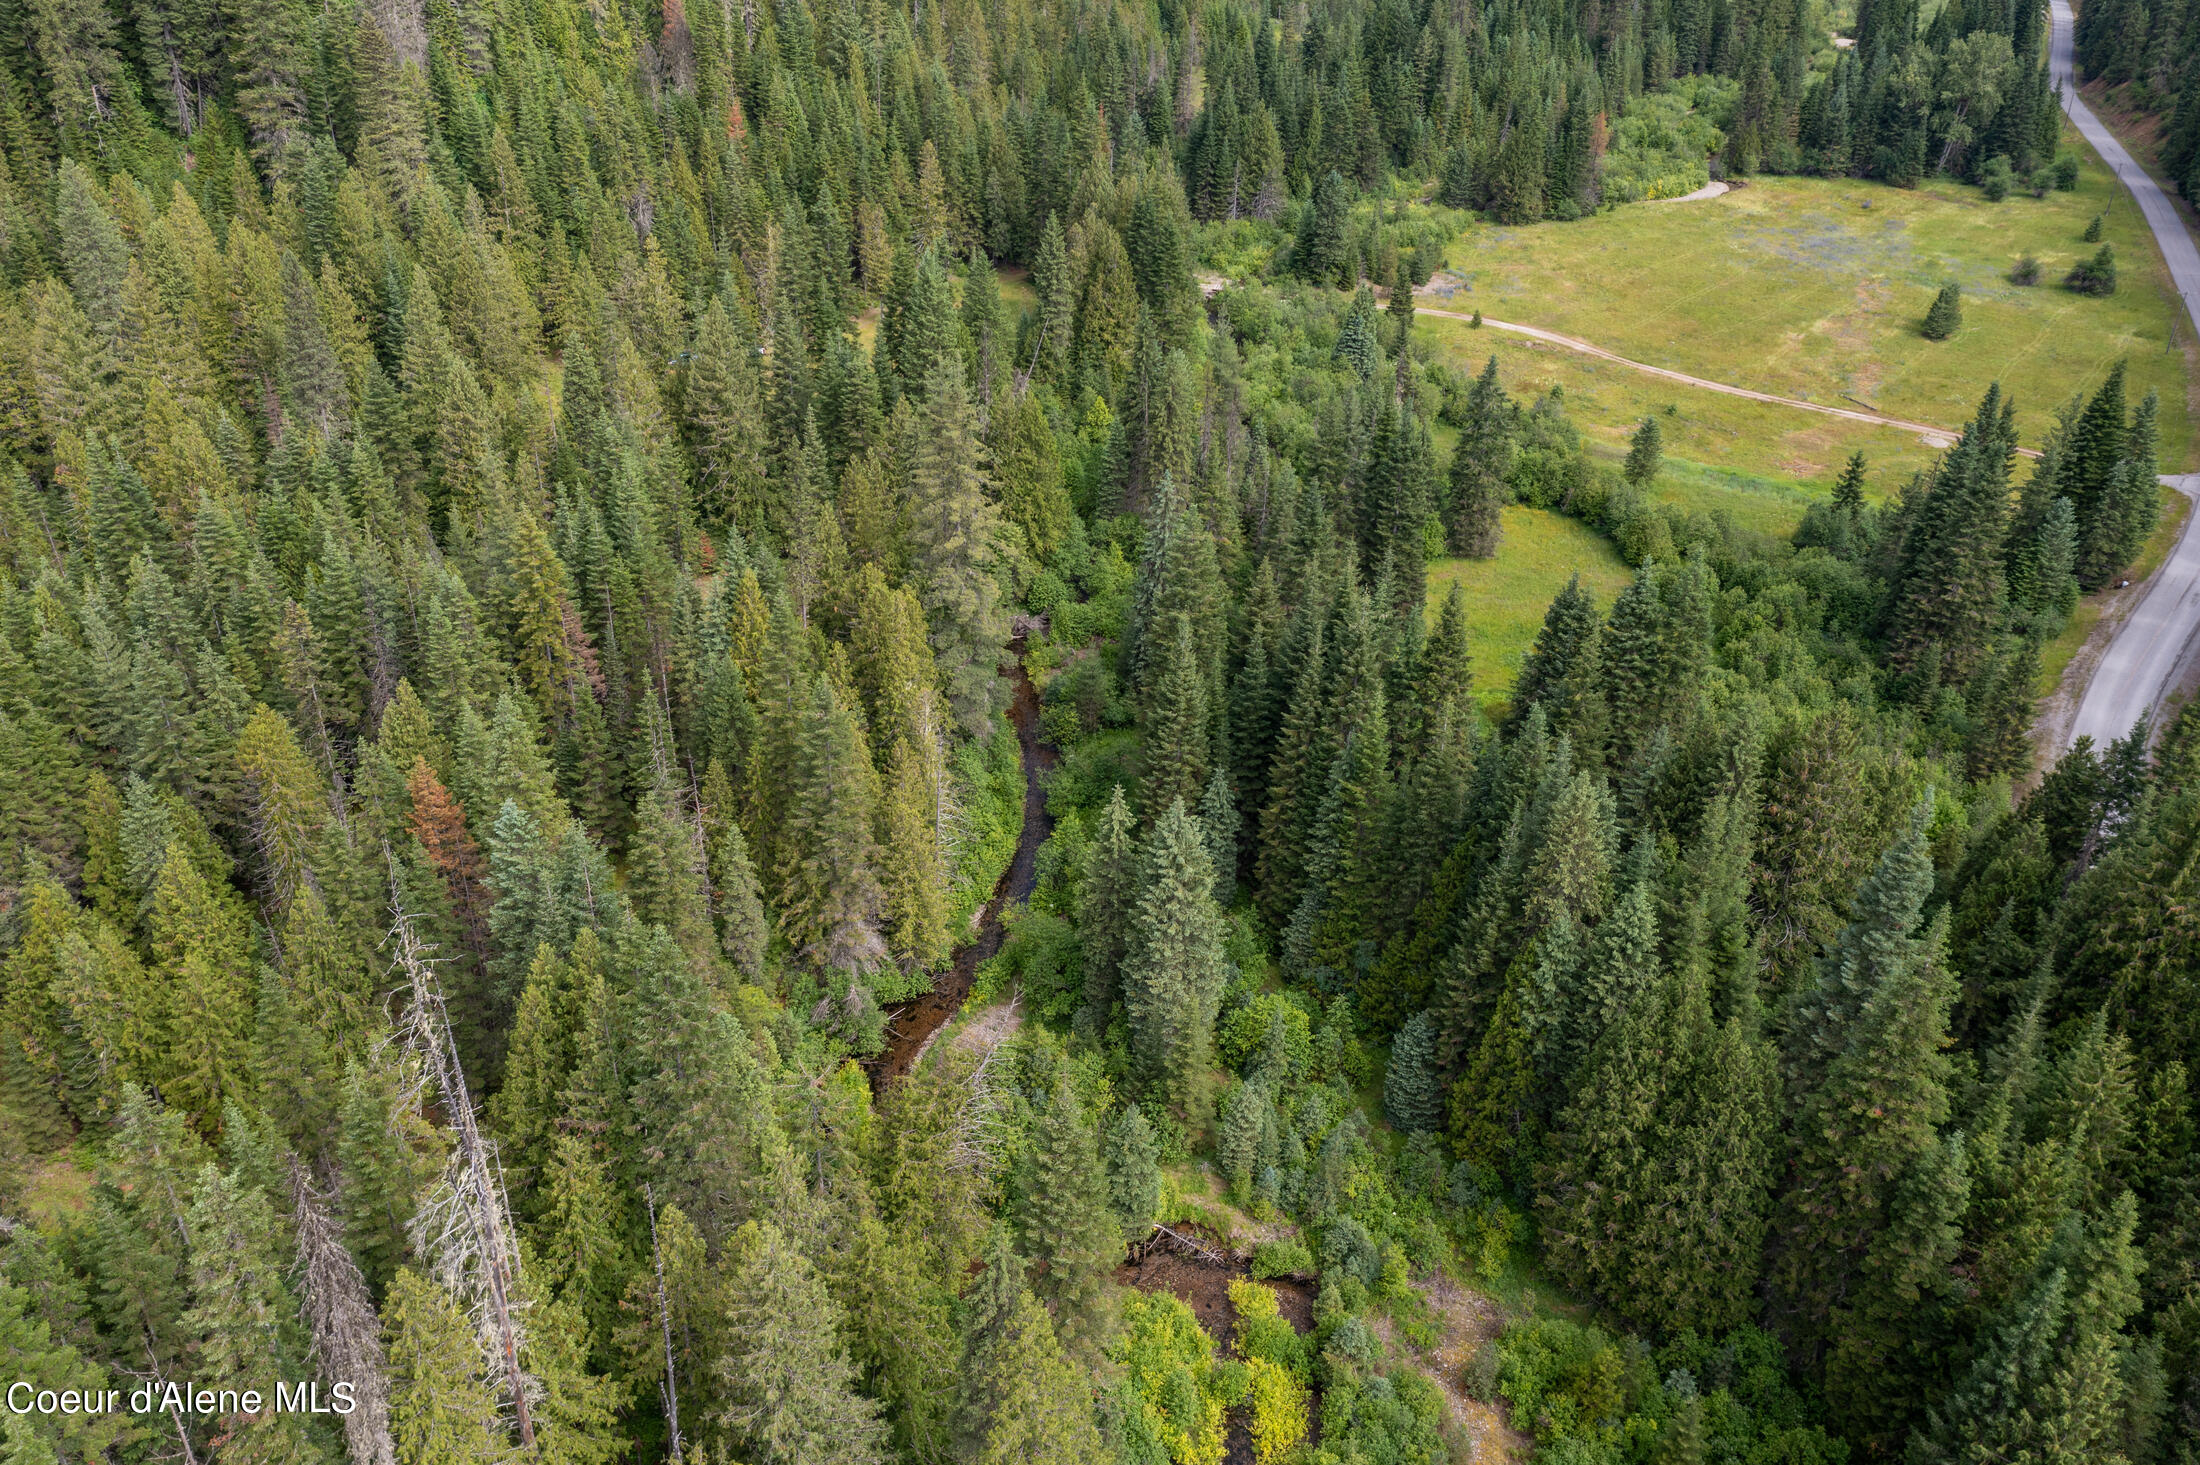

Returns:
643,1184,683,1465
290,1160,396,1465
386,858,538,1448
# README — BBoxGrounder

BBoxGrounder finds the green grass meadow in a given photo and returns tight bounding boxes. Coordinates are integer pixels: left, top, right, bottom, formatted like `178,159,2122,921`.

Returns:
1425,120,2197,473
1425,507,1634,714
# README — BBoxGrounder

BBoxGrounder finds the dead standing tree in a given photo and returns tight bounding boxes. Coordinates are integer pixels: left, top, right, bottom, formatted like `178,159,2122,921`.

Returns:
383,862,539,1448
290,1159,396,1465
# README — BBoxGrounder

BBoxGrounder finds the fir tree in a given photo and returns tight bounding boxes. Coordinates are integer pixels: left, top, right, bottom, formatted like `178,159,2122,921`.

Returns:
1921,281,1963,339
1774,804,1958,1359
1104,1104,1162,1244
905,356,1009,736
1383,1011,1443,1132
1196,767,1240,907
952,1231,1105,1464
1141,614,1209,819
776,674,886,975
1121,799,1230,1117
1017,1076,1122,1358
714,1221,889,1465
1077,787,1139,1033
1623,414,1664,485
1445,357,1514,558
385,1268,509,1465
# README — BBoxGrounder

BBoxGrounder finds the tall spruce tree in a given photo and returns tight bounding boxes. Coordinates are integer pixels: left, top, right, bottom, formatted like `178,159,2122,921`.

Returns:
1121,799,1230,1117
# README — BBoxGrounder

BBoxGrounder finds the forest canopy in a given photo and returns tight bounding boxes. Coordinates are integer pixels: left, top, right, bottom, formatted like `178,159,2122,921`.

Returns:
0,0,2192,1463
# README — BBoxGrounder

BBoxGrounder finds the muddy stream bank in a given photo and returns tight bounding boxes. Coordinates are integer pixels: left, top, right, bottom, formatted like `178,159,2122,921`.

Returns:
869,650,1057,1085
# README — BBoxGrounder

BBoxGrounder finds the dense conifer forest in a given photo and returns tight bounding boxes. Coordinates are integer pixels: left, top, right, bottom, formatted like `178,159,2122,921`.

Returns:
0,0,2193,1462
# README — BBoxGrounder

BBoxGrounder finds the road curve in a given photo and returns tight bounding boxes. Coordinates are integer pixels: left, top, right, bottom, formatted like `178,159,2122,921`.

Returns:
2052,0,2200,747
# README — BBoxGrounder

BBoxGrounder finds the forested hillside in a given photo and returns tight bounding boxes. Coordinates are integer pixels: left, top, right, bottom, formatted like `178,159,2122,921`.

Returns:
0,0,2193,1463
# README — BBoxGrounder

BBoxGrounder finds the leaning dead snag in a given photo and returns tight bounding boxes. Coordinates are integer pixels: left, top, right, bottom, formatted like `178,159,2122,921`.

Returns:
384,859,539,1448
290,1158,395,1465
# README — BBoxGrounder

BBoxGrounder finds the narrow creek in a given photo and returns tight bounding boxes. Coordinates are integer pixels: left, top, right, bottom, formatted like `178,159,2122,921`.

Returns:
869,648,1058,1085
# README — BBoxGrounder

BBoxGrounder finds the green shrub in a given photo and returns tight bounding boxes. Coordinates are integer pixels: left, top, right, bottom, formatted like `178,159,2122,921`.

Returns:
1979,154,2014,201
2066,244,2118,295
1495,1317,1630,1444
1600,79,1735,202
1251,1237,1316,1280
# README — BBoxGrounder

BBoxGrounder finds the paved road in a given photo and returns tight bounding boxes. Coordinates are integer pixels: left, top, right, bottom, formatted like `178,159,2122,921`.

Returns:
1411,305,1998,452
2049,0,2200,747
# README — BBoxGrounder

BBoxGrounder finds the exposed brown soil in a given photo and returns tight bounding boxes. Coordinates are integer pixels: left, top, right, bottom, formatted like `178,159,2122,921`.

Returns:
1116,1238,1317,1341
1117,1229,1319,1465
869,649,1057,1085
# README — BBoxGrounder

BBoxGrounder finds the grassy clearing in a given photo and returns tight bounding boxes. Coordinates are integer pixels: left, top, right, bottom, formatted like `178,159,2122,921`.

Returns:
1426,121,2197,470
23,1151,95,1226
1426,507,1633,712
1417,313,1950,530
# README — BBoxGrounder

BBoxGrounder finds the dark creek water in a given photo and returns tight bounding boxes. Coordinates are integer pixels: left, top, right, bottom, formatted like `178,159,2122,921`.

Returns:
868,653,1057,1085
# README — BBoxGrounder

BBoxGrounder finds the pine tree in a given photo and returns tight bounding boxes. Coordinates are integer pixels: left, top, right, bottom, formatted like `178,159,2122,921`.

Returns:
1017,1076,1122,1358
1833,451,1868,519
878,736,951,974
1196,767,1240,906
952,1232,1104,1464
183,1159,327,1465
905,356,1008,736
1822,1132,1972,1453
684,298,770,537
1077,787,1139,1033
712,816,772,980
1623,414,1664,485
1383,1011,1442,1132
385,1268,510,1465
1142,614,1209,818
1121,799,1229,1116
1910,1194,2147,1464
147,841,253,1129
1886,386,2017,681
1921,281,1963,339
1774,805,1958,1358
776,674,886,974
1104,1104,1162,1243
714,1220,889,1465
1512,575,1604,741
1294,171,1354,285
1030,213,1074,383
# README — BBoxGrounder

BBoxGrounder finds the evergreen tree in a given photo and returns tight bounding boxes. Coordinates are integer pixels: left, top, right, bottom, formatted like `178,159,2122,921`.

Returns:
1922,281,1963,339
712,817,772,980
1196,767,1240,906
1295,171,1354,285
1142,614,1209,819
905,356,1009,736
1623,414,1664,485
1383,1011,1442,1132
1077,787,1139,1033
386,1268,509,1465
1774,803,1958,1359
776,674,886,975
952,1232,1105,1464
1446,357,1513,558
1103,1104,1162,1243
714,1221,889,1465
1121,799,1229,1116
1017,1076,1122,1357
